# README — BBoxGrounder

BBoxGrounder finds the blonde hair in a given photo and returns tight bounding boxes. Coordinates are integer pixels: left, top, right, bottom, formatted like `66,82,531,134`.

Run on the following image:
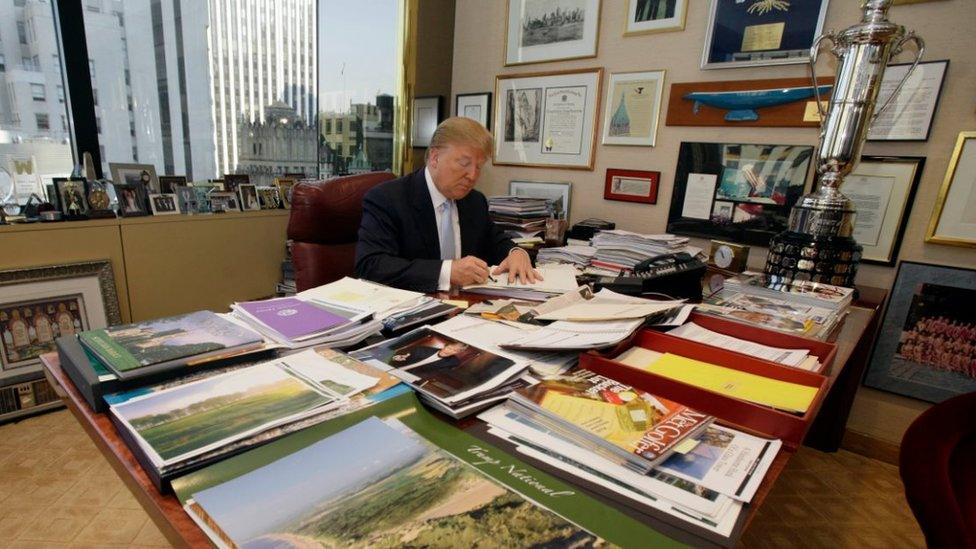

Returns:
425,116,493,162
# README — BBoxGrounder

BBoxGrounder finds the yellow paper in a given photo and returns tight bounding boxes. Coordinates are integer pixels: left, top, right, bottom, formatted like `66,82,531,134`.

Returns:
540,392,647,451
741,22,785,52
646,353,817,413
803,101,828,122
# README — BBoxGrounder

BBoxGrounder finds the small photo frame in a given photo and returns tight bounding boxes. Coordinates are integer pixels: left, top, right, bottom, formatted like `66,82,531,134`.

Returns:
604,168,659,204
114,183,149,217
412,96,442,147
148,193,180,216
175,186,198,214
109,163,160,194
53,178,90,219
624,0,687,35
210,191,240,213
927,131,976,247
602,70,666,147
237,183,261,211
275,178,296,209
257,187,281,210
223,174,250,194
455,92,492,128
505,0,601,66
509,180,572,220
158,175,187,194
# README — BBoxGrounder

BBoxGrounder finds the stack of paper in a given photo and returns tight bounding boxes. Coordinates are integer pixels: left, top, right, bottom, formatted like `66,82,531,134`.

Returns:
462,263,580,301
231,296,381,349
488,196,552,235
591,230,701,271
296,277,426,321
352,326,534,418
668,322,821,371
537,244,597,267
379,297,461,333
724,273,854,311
702,287,843,340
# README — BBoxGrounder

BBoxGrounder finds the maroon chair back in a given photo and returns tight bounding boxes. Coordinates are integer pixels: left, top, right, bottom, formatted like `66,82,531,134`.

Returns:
899,391,976,548
286,172,396,291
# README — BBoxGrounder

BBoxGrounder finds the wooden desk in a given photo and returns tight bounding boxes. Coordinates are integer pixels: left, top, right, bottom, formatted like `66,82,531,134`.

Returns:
42,294,881,548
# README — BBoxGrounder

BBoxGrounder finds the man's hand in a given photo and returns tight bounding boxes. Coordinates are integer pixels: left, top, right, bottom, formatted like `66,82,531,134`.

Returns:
450,256,490,287
493,248,542,284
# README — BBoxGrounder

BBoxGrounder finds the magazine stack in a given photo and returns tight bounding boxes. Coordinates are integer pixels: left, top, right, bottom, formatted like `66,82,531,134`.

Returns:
487,196,552,239
537,244,597,267
231,296,383,349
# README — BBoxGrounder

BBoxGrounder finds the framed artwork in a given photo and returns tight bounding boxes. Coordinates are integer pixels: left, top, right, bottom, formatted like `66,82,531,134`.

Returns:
494,68,603,170
455,92,492,128
927,131,976,247
109,163,160,194
505,0,601,66
210,191,240,212
829,156,924,265
868,60,948,142
412,96,442,148
601,70,665,146
701,0,829,70
510,180,571,219
192,183,217,214
114,182,149,217
0,260,121,373
667,142,814,246
604,168,659,204
223,174,250,194
624,0,686,35
275,178,296,209
148,193,180,216
158,175,187,194
237,183,261,211
864,261,976,403
53,178,89,219
257,187,281,210
175,186,198,214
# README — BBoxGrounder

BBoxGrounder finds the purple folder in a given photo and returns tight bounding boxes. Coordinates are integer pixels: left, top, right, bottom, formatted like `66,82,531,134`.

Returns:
237,298,347,340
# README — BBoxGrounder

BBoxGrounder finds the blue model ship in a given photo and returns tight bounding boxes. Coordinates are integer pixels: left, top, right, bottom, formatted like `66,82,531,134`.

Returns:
684,85,833,122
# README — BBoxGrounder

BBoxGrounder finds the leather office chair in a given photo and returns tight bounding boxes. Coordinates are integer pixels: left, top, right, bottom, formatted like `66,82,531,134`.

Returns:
899,391,976,548
286,172,396,292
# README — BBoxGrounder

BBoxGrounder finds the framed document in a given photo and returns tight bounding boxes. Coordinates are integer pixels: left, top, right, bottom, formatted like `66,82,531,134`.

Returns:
868,60,948,142
604,168,659,204
494,68,603,170
832,156,924,265
601,70,665,147
926,131,976,247
666,142,813,245
701,0,829,70
864,261,976,403
412,96,442,147
455,92,492,128
510,180,572,219
505,0,601,66
624,0,686,35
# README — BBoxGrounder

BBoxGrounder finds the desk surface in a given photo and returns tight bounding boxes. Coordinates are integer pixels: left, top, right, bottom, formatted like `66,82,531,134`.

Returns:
43,296,881,548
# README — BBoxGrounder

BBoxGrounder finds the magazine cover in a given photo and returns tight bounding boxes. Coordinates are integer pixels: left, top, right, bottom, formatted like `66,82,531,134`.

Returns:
512,369,711,466
80,310,262,372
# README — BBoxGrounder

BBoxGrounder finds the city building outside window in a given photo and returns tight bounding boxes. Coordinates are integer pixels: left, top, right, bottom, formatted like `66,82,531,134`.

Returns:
0,54,5,72
31,83,45,101
35,113,49,130
17,21,27,44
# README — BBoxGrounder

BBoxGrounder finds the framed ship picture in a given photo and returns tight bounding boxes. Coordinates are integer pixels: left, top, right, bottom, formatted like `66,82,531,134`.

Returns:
701,0,829,69
505,0,601,66
864,261,976,403
666,142,813,246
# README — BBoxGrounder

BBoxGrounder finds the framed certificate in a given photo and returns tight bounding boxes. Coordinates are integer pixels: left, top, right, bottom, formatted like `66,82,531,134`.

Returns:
494,68,603,170
926,132,976,247
701,0,829,70
455,92,492,128
601,70,666,147
868,60,948,142
604,168,659,204
505,0,601,66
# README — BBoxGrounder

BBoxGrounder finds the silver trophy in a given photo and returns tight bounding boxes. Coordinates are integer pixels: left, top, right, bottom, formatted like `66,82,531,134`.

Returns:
764,0,923,287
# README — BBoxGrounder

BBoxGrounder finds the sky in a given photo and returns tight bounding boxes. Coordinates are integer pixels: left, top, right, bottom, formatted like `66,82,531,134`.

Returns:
318,0,398,113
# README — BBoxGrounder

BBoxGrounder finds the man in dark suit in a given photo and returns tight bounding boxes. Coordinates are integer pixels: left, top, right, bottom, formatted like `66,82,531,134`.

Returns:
355,117,540,292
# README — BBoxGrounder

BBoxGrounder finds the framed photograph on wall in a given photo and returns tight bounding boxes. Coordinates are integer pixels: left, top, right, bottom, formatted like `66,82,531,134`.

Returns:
604,168,659,204
510,180,572,220
666,142,814,246
148,193,180,216
864,261,976,403
701,0,829,69
0,260,121,373
601,70,665,146
624,0,687,35
927,131,976,247
455,92,492,128
505,0,601,66
830,156,924,265
868,60,948,142
412,96,442,147
494,68,603,170
109,163,160,194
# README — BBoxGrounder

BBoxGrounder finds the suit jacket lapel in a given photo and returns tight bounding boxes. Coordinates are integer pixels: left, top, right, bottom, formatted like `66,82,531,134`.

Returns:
409,170,440,259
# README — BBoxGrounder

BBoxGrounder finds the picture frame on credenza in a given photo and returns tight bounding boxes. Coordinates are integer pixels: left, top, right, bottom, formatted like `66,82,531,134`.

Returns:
148,193,180,216
110,163,160,194
504,0,601,66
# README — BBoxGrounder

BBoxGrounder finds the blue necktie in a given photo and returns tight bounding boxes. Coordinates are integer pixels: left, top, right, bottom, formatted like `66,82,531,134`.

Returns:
439,201,456,260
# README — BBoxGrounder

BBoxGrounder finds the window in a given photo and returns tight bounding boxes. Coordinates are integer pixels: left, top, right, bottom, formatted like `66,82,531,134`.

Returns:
35,113,50,130
14,0,26,6
96,116,101,134
0,54,5,72
17,21,27,44
57,85,64,103
88,59,95,78
61,114,68,130
92,88,98,106
31,84,45,101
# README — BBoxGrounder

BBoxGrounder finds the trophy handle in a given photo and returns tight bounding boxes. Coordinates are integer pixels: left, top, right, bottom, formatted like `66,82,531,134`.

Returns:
873,32,926,122
808,32,837,128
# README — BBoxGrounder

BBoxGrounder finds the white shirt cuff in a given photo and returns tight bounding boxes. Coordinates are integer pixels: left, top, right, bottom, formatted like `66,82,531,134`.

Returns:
438,260,453,291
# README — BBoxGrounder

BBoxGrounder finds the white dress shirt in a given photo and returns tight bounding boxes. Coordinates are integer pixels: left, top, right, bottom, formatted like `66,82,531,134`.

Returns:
426,168,461,291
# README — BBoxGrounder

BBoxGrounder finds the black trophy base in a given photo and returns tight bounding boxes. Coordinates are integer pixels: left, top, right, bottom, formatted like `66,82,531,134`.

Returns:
763,231,862,288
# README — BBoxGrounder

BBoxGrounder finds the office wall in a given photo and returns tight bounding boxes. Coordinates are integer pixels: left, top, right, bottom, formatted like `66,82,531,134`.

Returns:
451,0,976,445
409,0,457,172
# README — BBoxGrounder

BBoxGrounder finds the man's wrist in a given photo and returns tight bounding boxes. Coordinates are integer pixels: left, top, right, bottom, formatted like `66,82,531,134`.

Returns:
508,246,530,260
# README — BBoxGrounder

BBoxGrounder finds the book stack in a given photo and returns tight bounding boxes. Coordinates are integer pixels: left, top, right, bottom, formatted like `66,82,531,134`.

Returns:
353,326,534,418
487,196,552,238
537,244,596,267
276,239,296,296
379,297,461,334
231,296,382,349
106,348,404,490
590,230,701,272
